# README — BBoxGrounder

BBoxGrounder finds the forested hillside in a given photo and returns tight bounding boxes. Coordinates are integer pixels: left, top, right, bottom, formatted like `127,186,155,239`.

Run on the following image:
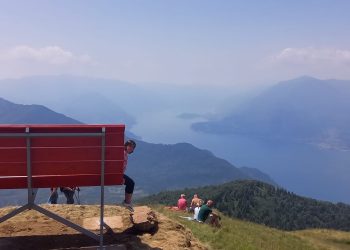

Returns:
138,180,350,231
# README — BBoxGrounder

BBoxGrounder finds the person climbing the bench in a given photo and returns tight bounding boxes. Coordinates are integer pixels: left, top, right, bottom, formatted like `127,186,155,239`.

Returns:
122,139,136,212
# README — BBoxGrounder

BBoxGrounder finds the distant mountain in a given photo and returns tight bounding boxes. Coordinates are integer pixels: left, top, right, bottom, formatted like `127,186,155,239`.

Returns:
85,140,280,204
0,75,137,127
192,76,350,150
138,180,350,231
0,97,276,206
239,166,278,186
0,97,81,124
60,92,137,126
127,140,277,194
0,75,236,130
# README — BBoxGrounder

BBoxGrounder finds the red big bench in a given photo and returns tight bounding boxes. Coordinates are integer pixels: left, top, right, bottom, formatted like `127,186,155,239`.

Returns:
0,124,125,247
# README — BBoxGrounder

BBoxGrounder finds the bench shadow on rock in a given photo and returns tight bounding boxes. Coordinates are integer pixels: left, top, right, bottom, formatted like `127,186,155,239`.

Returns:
0,224,161,250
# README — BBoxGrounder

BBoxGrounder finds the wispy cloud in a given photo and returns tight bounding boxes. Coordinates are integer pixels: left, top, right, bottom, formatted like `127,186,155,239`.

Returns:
0,45,97,78
272,47,350,65
259,47,350,81
2,45,93,65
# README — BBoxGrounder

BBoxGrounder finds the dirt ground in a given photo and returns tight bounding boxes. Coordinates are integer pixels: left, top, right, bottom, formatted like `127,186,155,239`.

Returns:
0,204,207,250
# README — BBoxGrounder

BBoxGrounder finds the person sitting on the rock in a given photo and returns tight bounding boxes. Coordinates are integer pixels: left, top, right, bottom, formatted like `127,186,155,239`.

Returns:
197,200,221,227
177,194,187,211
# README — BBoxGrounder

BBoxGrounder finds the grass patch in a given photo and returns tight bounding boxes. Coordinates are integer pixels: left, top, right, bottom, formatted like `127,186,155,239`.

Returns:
152,205,317,250
293,229,350,250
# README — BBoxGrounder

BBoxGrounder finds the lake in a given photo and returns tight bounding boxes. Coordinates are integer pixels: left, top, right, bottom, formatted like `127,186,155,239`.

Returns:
132,112,350,204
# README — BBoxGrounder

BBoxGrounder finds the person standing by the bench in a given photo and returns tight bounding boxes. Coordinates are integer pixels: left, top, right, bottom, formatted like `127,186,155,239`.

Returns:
122,139,136,212
60,187,78,204
48,187,59,204
48,187,79,204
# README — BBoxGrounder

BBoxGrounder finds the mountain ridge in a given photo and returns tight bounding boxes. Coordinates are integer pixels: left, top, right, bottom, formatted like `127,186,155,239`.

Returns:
0,97,82,124
192,76,350,150
0,97,276,206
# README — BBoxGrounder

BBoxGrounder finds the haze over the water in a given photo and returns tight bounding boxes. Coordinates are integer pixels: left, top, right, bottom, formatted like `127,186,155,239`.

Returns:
1,1,350,204
0,1,350,88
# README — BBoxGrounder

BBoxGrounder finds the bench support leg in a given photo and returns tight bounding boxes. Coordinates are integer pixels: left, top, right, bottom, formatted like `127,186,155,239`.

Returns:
0,204,30,223
0,127,110,248
32,204,100,241
0,203,101,241
29,188,38,205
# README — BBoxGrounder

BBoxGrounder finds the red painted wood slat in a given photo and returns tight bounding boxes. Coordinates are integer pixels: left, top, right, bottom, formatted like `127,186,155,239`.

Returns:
0,174,124,189
0,124,125,189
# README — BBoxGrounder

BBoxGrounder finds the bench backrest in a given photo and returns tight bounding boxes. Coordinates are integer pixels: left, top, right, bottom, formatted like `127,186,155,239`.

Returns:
0,124,125,189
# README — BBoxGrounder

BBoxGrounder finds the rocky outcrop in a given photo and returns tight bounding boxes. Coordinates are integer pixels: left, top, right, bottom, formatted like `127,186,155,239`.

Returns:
0,204,206,250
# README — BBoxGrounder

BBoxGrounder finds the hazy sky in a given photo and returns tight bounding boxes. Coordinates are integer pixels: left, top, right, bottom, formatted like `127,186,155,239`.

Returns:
0,0,349,87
